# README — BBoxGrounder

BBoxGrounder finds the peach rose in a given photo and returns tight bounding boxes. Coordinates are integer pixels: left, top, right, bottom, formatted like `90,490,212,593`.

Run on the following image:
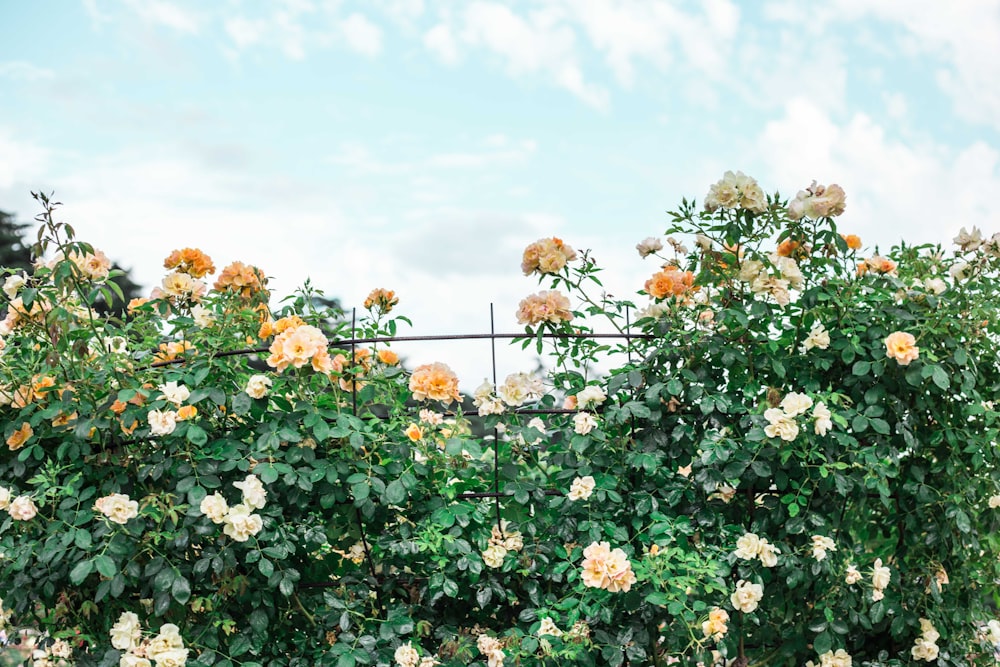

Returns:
409,362,461,405
644,266,696,301
885,331,919,365
516,290,573,326
6,422,33,451
521,237,577,276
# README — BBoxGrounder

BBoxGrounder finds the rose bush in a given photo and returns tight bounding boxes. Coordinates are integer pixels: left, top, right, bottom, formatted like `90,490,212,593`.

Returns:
1,179,999,667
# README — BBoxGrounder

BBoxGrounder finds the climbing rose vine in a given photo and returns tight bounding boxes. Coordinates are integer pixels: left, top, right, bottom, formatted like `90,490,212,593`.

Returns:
2,179,1000,666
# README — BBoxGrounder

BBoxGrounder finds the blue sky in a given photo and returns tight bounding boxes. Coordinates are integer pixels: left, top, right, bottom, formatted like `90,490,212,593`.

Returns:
2,0,999,382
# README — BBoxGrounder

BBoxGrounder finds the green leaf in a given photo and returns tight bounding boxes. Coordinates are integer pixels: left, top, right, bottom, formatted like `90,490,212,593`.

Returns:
852,361,871,376
385,480,407,505
814,631,832,656
172,575,192,604
74,529,93,550
259,558,274,577
930,365,949,390
69,559,94,585
186,424,208,446
94,554,117,578
232,392,252,415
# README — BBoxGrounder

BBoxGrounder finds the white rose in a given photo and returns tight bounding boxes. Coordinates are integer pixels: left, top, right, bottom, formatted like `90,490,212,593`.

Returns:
780,392,813,417
482,544,507,568
575,385,607,410
763,409,799,442
757,539,780,567
233,474,267,509
799,323,831,353
813,402,833,436
120,655,152,667
190,304,216,328
0,485,11,511
245,374,272,399
567,476,596,501
147,409,178,436
730,579,763,613
573,412,598,435
911,638,939,662
872,558,891,590
923,278,947,295
149,647,189,667
394,642,420,667
953,226,983,251
988,494,1000,508
199,492,229,524
949,260,971,281
110,611,142,651
844,564,862,585
158,382,190,406
8,495,37,521
3,274,26,300
222,504,263,542
95,493,139,525
810,535,836,561
636,237,664,258
734,532,762,560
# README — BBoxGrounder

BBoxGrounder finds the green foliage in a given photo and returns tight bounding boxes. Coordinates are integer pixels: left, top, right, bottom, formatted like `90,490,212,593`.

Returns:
1,181,999,667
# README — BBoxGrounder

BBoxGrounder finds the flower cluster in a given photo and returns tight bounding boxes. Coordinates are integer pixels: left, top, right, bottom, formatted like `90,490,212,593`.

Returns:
111,612,191,667
643,266,696,302
871,558,891,601
704,170,768,213
738,254,804,306
477,634,506,667
733,532,780,567
580,541,637,592
701,607,729,641
364,287,399,314
393,641,438,667
482,519,524,569
521,237,577,276
763,392,833,440
29,637,74,667
199,474,266,542
214,260,267,300
516,289,573,326
810,535,836,561
787,181,847,220
267,321,333,373
0,484,38,521
911,618,940,662
409,362,461,406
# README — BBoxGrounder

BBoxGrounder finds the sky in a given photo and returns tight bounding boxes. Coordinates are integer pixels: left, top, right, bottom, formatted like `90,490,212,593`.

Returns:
2,0,999,386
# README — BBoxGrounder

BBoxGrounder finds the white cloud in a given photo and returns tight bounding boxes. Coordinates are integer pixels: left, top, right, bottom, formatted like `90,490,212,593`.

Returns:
122,0,202,34
423,23,459,65
450,1,609,109
758,98,1000,250
340,13,384,57
0,61,55,81
0,130,51,191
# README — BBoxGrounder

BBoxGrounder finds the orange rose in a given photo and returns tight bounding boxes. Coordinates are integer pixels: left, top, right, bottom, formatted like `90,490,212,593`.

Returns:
644,266,696,301
214,261,267,300
776,240,800,257
177,405,198,421
405,424,423,441
885,331,919,366
377,349,400,365
841,234,862,250
409,362,461,405
7,422,33,451
364,288,399,313
163,247,216,278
